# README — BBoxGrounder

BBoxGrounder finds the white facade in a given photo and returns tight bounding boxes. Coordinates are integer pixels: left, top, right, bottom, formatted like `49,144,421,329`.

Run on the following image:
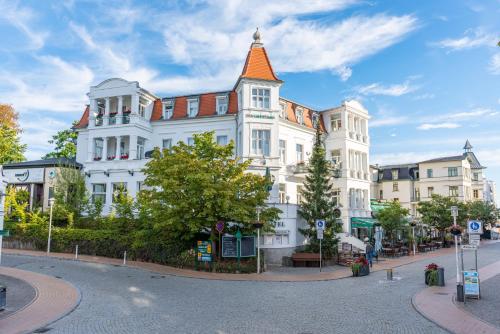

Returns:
75,36,372,263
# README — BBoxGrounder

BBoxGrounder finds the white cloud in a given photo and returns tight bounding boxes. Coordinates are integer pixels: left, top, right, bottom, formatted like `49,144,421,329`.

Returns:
370,116,408,127
413,93,435,100
356,80,417,96
434,28,497,51
490,53,500,74
0,0,48,50
417,123,461,130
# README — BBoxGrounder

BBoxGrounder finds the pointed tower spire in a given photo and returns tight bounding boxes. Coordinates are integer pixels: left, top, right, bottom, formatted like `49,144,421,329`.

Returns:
239,28,280,82
464,139,473,152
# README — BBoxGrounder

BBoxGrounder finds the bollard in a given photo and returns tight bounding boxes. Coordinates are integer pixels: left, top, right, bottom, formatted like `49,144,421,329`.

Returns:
75,245,79,260
123,251,127,265
386,268,393,281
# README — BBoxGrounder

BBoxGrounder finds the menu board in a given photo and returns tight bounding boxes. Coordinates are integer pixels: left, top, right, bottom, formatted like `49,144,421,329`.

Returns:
222,236,256,258
222,236,237,257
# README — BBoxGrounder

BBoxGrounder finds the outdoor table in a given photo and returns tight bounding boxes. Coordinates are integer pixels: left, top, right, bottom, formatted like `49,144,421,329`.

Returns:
418,244,427,253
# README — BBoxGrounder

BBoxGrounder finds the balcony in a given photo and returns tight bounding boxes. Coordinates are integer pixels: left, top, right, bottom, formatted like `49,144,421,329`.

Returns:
95,117,103,126
109,115,117,125
293,162,308,175
122,114,130,124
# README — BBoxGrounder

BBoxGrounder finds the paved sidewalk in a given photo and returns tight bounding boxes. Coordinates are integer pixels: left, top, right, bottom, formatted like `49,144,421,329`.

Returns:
5,246,456,282
0,266,80,334
413,259,500,334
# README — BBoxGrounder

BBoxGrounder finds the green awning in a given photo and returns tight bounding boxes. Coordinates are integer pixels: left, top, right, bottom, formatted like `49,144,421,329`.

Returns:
351,217,378,228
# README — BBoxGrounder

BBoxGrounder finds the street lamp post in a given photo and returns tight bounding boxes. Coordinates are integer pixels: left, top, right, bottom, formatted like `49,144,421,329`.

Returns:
410,221,416,256
47,198,55,255
451,206,462,300
254,207,263,274
0,167,7,265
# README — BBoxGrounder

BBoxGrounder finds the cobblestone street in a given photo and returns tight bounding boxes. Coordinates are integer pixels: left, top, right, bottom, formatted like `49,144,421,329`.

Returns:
3,242,500,334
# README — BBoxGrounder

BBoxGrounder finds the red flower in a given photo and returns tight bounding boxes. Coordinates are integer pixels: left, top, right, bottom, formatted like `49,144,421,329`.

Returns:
425,263,439,271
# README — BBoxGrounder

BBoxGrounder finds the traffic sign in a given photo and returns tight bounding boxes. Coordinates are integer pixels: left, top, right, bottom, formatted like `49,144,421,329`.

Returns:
461,244,478,250
468,220,482,234
317,229,324,240
315,219,326,230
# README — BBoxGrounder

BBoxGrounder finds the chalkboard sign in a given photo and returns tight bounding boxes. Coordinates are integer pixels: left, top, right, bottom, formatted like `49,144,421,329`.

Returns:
222,236,237,257
222,236,256,258
240,236,256,257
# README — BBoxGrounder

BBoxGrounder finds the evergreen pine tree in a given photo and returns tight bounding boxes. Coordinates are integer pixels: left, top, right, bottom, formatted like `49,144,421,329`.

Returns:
298,125,341,257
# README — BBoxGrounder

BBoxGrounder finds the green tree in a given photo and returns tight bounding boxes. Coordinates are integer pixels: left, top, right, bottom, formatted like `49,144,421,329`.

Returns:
141,131,281,244
377,201,410,246
417,194,468,242
298,127,341,258
0,104,26,163
43,123,78,159
467,200,498,228
52,165,89,226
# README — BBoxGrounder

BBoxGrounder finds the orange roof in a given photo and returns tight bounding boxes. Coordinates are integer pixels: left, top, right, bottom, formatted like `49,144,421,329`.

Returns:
280,99,324,131
74,105,89,129
150,91,238,121
240,46,279,81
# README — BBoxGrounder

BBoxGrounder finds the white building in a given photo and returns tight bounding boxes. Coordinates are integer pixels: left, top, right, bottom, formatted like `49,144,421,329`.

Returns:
371,140,497,220
74,30,372,263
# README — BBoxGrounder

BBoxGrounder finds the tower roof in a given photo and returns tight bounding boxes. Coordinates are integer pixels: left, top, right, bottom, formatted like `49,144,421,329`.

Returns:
239,28,280,82
464,139,473,150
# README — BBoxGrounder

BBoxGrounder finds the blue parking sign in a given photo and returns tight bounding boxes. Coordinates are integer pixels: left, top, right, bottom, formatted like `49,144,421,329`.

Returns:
315,219,326,230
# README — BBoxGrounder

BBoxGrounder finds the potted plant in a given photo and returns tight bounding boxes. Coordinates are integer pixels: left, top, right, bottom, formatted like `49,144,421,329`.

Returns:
425,263,439,286
351,256,370,277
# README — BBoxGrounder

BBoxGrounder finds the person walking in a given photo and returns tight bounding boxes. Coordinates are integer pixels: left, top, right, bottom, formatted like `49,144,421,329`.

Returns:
364,237,374,267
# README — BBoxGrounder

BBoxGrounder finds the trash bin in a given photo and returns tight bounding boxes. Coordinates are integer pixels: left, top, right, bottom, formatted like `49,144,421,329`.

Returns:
0,285,6,310
437,268,445,287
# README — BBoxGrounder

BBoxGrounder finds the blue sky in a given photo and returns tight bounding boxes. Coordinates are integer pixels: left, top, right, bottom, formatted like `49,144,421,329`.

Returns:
1,0,499,193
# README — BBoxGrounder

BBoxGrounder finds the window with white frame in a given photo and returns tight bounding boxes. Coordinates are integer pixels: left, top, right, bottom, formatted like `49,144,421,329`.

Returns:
279,139,286,164
295,107,304,124
473,172,479,181
449,186,459,197
297,185,304,204
279,183,286,204
332,188,341,207
163,99,174,119
330,114,341,131
296,144,304,163
136,137,145,159
393,182,399,192
94,138,103,159
162,138,172,151
448,167,458,177
331,149,341,165
251,129,270,156
279,102,286,118
92,184,106,204
392,169,399,180
427,169,433,178
187,98,199,117
264,235,273,245
216,135,228,146
312,113,319,128
187,137,194,146
139,104,146,118
473,189,479,199
251,88,270,109
428,187,434,197
216,95,228,115
112,182,127,203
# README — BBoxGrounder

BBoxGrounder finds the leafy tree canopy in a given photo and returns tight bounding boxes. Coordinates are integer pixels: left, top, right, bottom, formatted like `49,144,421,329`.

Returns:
43,122,78,159
467,200,498,227
417,194,468,231
0,104,26,164
377,201,410,244
141,131,281,242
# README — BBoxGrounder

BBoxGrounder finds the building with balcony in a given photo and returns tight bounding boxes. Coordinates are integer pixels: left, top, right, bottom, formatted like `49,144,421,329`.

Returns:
371,140,497,221
74,30,372,263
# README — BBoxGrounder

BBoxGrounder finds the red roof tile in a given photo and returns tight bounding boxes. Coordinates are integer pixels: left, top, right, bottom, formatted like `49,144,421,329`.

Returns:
240,46,279,81
74,105,89,129
150,99,163,121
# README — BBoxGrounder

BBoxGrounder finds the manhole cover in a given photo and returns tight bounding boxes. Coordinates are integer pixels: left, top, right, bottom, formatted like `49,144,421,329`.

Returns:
55,276,63,279
34,328,52,333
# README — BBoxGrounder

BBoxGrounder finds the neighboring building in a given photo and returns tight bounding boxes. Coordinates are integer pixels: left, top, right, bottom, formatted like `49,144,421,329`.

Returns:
483,179,497,205
73,30,372,263
372,140,495,219
1,158,82,212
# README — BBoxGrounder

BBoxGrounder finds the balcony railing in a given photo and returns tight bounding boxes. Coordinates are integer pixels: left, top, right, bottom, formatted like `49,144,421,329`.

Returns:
95,117,103,126
122,115,130,124
293,163,308,174
109,115,117,125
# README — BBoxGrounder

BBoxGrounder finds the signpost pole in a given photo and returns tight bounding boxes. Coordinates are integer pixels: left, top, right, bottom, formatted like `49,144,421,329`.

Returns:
319,238,322,272
47,198,55,255
256,208,261,274
0,168,5,265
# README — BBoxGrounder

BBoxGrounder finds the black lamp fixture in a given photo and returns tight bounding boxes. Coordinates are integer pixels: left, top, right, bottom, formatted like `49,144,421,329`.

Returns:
128,170,134,176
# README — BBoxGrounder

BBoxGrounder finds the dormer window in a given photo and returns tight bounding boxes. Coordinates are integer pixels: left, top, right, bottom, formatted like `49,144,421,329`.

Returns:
139,104,146,118
187,98,199,117
216,95,228,115
163,99,174,119
312,113,319,128
295,107,304,125
331,114,341,131
279,102,286,118
251,88,270,109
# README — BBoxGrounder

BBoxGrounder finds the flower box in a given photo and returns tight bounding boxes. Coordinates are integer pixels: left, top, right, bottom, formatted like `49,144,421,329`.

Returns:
351,256,370,277
93,157,102,161
120,154,129,160
107,156,116,160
